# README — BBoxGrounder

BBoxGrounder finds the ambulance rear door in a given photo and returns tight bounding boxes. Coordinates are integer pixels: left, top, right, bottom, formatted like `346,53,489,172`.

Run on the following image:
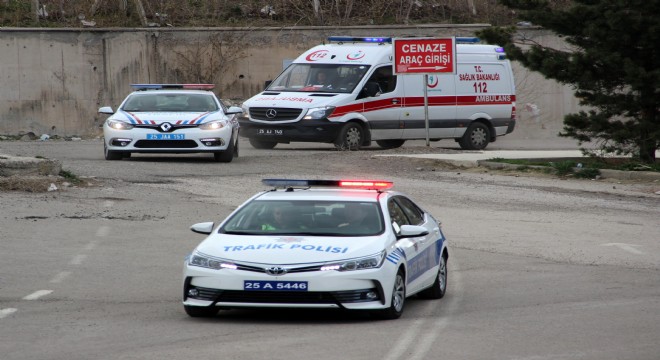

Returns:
400,73,457,139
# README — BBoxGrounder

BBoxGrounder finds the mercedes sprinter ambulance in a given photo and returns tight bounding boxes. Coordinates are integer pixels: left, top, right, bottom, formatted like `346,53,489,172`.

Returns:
239,36,516,150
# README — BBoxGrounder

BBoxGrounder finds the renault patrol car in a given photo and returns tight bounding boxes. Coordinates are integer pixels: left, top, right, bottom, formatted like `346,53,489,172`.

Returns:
183,179,449,319
99,84,242,162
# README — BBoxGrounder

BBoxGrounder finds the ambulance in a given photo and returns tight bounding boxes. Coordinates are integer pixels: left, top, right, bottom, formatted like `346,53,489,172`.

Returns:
239,36,516,150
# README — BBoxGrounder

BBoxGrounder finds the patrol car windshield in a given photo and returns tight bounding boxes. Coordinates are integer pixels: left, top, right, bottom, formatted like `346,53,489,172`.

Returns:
121,93,218,112
220,200,383,236
267,64,371,94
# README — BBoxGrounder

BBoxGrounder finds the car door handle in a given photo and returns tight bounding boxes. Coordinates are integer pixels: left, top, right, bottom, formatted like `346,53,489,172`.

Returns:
391,98,400,104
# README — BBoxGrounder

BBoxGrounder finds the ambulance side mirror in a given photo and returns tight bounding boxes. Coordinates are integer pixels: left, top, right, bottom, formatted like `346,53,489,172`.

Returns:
361,82,381,98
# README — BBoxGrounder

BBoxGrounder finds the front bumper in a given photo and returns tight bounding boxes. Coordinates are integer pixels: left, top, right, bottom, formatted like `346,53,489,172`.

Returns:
238,119,344,143
182,261,396,310
103,125,235,153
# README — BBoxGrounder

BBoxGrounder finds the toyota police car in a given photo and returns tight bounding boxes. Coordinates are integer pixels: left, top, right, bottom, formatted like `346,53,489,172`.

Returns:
183,179,449,319
99,84,242,162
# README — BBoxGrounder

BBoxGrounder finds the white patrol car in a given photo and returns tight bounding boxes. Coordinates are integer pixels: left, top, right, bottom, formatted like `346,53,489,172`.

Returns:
183,179,449,319
239,36,516,151
99,84,242,162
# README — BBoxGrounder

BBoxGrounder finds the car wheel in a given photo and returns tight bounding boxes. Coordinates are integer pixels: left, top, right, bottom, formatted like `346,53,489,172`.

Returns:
214,136,235,163
103,142,123,161
377,270,406,320
249,138,277,149
418,254,448,299
334,122,363,151
184,305,219,318
458,122,490,150
376,139,405,149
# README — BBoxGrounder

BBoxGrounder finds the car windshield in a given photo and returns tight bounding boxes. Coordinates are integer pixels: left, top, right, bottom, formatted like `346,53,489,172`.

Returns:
266,64,370,93
220,200,383,236
121,93,218,112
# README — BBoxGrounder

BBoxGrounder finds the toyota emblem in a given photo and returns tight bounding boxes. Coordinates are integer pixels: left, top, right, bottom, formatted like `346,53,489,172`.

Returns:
265,266,287,276
160,122,172,132
265,109,278,119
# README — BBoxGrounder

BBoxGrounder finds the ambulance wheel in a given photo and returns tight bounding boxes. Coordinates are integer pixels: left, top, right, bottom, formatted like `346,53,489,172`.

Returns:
184,305,219,318
376,139,405,149
249,138,277,149
334,123,363,151
458,122,490,150
377,270,406,320
104,142,123,161
213,136,235,163
418,253,448,299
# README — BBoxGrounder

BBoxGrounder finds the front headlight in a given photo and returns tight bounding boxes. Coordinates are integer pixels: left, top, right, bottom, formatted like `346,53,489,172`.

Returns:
199,120,225,130
188,252,237,270
303,106,335,120
107,119,134,130
321,251,386,271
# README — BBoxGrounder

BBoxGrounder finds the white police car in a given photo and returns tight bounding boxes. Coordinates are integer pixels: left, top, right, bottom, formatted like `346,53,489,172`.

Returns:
99,84,242,162
183,179,449,319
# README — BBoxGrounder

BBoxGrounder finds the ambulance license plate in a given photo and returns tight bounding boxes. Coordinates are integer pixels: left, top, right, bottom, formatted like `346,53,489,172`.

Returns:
244,281,308,291
257,129,283,136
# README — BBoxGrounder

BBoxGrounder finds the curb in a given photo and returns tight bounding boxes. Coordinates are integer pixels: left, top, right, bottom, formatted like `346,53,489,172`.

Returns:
477,160,660,182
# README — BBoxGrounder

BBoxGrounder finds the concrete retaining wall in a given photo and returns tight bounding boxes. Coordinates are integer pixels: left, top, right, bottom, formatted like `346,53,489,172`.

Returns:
0,25,579,140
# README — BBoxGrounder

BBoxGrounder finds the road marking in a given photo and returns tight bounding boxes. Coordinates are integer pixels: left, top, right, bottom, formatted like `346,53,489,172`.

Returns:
69,254,87,265
0,308,17,319
50,271,71,284
23,290,53,300
383,318,426,360
600,243,644,255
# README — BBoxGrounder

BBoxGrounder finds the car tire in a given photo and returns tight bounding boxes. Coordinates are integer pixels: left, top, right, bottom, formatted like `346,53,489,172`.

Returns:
458,122,490,150
249,138,277,149
418,254,448,299
377,270,406,320
184,305,219,318
334,122,363,151
214,136,235,163
376,139,405,149
104,142,123,161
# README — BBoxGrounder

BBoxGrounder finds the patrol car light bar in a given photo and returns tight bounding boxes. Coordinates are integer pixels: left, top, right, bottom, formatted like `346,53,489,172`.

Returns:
327,36,392,43
130,84,215,91
262,179,393,190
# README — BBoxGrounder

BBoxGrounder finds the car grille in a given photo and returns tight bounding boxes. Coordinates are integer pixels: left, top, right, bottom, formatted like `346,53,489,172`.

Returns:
190,286,378,304
133,140,198,148
249,107,302,121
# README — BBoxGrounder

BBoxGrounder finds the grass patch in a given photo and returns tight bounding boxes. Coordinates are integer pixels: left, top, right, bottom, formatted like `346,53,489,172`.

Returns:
488,157,659,172
59,170,82,185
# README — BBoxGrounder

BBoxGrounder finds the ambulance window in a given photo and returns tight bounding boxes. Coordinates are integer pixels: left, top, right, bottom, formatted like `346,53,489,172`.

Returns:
367,66,397,94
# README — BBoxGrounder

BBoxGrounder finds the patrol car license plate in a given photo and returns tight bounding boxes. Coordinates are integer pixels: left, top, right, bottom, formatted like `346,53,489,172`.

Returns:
146,134,185,140
244,281,308,291
257,129,283,136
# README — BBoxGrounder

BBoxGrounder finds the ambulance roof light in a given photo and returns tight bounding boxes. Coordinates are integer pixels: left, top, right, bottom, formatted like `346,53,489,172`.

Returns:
327,36,392,44
130,84,215,91
456,37,480,44
262,179,394,190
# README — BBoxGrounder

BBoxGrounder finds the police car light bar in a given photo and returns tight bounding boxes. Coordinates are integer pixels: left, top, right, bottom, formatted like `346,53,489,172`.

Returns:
327,36,392,44
262,179,393,190
130,84,215,91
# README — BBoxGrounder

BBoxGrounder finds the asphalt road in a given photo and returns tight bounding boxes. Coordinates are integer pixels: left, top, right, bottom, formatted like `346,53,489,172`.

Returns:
1,138,659,360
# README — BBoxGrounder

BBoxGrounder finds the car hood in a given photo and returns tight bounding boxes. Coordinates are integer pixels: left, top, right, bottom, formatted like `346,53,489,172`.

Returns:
195,233,385,265
114,110,223,124
243,92,351,110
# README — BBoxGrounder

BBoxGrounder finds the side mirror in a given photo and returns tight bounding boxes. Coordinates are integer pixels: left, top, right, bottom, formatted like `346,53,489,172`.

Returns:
264,80,272,90
98,106,114,115
190,222,214,235
362,82,381,97
226,106,243,115
398,225,429,238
